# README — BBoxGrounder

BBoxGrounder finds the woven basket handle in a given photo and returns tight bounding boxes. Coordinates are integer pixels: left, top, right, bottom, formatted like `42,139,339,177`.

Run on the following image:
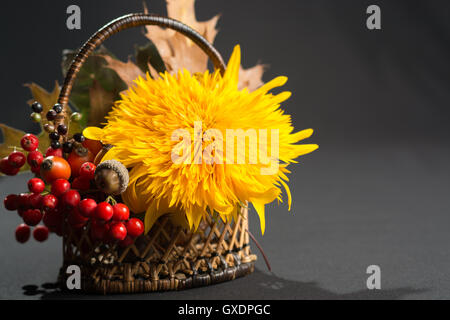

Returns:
58,13,226,116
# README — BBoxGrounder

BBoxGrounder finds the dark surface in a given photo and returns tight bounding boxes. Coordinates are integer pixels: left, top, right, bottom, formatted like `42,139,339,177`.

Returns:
1,0,450,299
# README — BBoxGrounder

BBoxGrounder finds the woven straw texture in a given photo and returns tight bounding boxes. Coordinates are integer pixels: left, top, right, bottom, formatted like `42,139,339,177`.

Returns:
59,206,256,293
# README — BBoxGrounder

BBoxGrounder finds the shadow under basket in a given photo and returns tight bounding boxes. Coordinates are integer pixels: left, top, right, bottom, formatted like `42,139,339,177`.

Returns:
59,207,257,294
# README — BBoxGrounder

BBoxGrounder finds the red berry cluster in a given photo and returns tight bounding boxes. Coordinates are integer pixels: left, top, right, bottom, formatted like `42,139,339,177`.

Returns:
4,166,143,245
1,134,43,175
80,200,144,245
2,131,144,246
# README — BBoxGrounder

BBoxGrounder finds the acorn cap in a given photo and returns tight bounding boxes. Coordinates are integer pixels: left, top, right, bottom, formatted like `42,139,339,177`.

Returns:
94,160,129,195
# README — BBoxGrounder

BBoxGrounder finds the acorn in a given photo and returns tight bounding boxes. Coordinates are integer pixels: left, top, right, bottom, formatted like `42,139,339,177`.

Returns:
94,160,129,195
94,144,113,165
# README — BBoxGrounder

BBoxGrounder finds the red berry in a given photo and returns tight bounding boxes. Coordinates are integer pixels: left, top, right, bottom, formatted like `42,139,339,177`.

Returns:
126,218,144,237
41,194,58,211
43,209,63,231
22,209,42,226
8,151,26,168
79,162,96,180
68,207,88,229
33,225,49,242
51,178,70,197
28,193,43,208
30,165,41,174
109,221,127,241
45,146,63,158
18,193,31,209
119,235,134,248
0,157,20,176
71,177,90,191
27,150,43,168
94,202,114,221
4,194,19,211
61,189,80,209
17,208,27,217
78,198,97,218
15,224,31,243
28,178,45,194
20,134,39,152
90,220,110,241
112,203,130,221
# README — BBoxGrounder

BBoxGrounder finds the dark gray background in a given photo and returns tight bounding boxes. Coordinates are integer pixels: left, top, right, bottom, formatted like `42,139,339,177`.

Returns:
1,0,449,299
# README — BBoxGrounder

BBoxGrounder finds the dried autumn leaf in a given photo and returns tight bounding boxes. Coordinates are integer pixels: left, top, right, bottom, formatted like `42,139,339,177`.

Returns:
0,124,30,174
101,55,144,89
144,0,219,74
99,0,266,96
144,0,265,91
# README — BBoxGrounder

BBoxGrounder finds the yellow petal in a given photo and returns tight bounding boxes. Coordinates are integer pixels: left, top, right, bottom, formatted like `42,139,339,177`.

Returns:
251,199,266,235
83,127,104,141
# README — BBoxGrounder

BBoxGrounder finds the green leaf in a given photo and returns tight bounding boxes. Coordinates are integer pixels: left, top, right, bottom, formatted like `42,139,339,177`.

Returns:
135,41,166,76
61,46,127,127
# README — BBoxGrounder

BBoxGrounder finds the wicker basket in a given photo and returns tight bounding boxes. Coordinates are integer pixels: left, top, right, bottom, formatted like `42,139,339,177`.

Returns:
56,13,257,294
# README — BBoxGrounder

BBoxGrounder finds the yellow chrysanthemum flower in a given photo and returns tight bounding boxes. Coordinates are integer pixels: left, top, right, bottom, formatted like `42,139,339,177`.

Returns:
84,45,318,234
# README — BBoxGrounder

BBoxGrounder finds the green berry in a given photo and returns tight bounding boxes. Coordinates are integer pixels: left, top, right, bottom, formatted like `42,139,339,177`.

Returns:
70,112,82,122
30,112,41,123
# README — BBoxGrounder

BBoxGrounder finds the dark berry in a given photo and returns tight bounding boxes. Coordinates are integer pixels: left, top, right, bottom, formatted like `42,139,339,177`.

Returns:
49,132,60,141
73,133,85,143
62,141,73,154
53,104,63,114
15,224,31,243
33,225,49,242
31,101,43,113
50,140,61,149
46,109,57,121
57,124,68,135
